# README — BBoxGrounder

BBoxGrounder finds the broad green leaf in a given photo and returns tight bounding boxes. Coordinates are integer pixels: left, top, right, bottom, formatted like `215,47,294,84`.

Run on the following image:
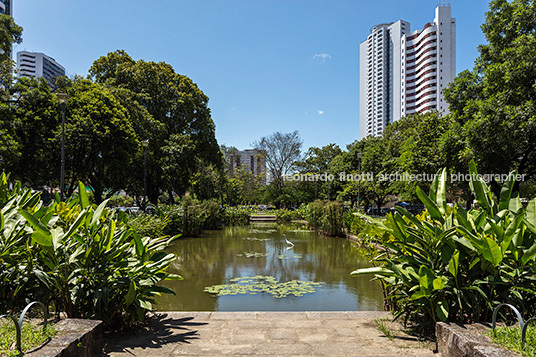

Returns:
65,208,90,239
499,172,516,211
469,160,492,213
436,168,447,214
19,209,52,246
509,192,523,213
436,301,449,321
410,290,428,300
416,186,444,223
418,265,436,293
521,244,536,266
78,181,90,209
351,267,394,276
90,199,109,226
31,231,53,246
526,198,536,227
481,237,503,266
135,298,152,310
429,170,440,203
125,281,136,305
449,250,459,278
433,277,445,290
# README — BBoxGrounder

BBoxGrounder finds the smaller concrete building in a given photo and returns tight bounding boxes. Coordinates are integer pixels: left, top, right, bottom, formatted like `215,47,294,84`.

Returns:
225,149,266,185
17,51,66,89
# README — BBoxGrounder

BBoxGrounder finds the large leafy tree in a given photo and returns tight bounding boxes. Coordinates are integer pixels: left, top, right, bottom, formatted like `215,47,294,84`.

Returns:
295,144,342,201
56,77,138,202
89,50,222,202
6,77,58,187
444,0,536,195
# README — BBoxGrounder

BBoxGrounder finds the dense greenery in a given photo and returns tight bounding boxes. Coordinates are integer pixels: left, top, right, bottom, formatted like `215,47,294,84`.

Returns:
306,200,345,236
352,163,536,331
0,173,180,329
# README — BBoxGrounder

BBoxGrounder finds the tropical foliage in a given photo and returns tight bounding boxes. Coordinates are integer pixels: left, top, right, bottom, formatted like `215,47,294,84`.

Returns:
0,173,180,329
352,162,536,331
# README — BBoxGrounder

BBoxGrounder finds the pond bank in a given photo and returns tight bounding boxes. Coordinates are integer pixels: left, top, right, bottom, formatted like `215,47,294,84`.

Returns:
103,311,435,356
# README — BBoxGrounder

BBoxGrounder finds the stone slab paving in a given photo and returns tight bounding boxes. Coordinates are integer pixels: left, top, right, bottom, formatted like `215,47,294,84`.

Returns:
102,311,437,356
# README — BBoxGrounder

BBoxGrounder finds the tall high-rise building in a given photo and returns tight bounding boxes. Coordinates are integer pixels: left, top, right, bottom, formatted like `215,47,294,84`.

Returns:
17,51,66,89
0,0,12,16
359,5,456,139
1,0,13,60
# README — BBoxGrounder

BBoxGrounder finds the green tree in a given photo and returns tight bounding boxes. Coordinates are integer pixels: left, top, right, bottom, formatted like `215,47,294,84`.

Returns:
56,77,138,203
444,0,536,195
89,50,222,203
0,13,22,63
295,144,342,201
253,131,302,205
3,77,57,187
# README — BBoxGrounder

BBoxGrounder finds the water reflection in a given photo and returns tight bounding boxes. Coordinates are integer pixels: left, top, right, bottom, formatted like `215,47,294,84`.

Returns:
156,223,383,311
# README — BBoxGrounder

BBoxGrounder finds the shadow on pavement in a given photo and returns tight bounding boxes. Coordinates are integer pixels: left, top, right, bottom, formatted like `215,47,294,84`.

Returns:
102,313,209,355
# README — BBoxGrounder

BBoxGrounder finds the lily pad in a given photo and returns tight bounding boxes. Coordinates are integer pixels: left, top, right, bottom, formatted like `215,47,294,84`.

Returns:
203,276,325,299
237,252,269,258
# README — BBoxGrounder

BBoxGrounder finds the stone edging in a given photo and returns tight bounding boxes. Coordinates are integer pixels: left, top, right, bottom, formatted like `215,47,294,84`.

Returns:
436,321,521,357
26,319,103,357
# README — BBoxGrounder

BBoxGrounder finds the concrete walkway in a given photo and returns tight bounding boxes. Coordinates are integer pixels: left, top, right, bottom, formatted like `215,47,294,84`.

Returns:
103,311,437,356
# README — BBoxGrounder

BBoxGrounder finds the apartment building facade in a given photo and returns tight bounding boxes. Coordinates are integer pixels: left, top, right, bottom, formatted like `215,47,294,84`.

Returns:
359,5,456,139
17,51,66,89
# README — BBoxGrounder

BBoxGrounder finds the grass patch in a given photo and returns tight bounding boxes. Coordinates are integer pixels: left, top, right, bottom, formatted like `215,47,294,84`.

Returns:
375,318,395,340
0,320,56,357
488,325,536,357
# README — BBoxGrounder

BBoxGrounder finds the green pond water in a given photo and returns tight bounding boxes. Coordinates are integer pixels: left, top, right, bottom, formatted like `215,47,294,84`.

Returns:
156,223,384,311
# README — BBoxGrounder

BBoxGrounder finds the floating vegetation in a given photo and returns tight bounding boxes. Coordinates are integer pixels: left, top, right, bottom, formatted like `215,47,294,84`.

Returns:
278,254,303,259
287,229,315,233
248,229,278,234
242,237,271,241
236,252,269,258
203,276,325,298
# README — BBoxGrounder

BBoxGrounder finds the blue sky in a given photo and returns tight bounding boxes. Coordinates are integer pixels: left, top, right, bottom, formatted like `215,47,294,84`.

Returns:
14,0,490,151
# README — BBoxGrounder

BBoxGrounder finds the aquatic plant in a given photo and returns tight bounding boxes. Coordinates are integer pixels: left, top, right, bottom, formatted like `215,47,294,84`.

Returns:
203,276,324,298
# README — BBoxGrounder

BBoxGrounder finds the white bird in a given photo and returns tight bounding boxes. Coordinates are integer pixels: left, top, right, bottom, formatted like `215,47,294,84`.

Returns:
283,234,294,247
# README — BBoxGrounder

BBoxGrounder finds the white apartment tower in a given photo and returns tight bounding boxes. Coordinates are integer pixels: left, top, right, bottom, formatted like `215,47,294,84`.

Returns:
359,5,456,139
0,0,12,16
17,51,66,89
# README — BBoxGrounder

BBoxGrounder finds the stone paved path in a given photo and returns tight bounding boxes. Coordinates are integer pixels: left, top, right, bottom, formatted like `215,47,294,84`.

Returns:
103,311,437,356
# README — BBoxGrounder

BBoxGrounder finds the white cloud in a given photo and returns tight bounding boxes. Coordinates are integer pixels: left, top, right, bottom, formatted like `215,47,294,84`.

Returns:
313,53,332,62
317,110,324,115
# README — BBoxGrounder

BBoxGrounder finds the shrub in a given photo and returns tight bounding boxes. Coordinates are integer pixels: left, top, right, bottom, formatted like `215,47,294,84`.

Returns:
343,210,366,235
352,163,536,331
0,174,180,330
275,209,293,222
306,200,325,229
221,205,252,225
126,213,169,238
107,194,134,207
306,200,345,236
322,201,345,236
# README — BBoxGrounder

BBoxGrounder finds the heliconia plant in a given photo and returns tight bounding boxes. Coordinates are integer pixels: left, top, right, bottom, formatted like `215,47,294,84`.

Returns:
0,173,181,329
352,161,536,329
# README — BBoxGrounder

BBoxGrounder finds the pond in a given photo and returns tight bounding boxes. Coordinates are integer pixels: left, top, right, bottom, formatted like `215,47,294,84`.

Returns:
156,223,384,311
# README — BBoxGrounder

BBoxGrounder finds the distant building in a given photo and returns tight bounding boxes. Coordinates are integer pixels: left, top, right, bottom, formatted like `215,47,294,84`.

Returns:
0,0,12,16
359,5,456,139
225,149,266,185
17,51,66,89
1,0,13,59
